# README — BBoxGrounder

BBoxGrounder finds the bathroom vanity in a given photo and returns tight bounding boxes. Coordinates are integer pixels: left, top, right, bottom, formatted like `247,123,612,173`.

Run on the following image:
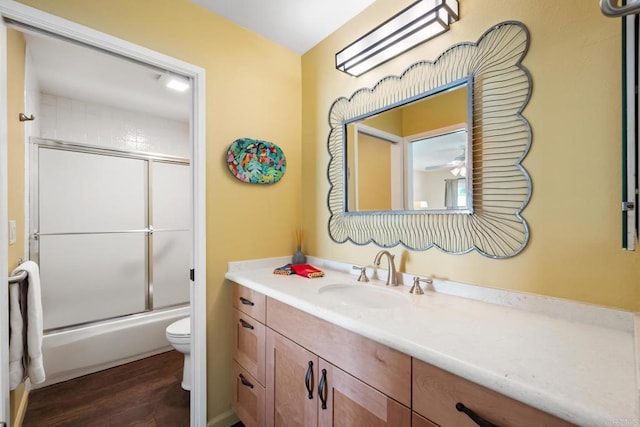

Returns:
227,257,639,427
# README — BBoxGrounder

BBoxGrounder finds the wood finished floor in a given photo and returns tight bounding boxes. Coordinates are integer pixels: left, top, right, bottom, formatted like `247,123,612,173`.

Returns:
23,350,189,427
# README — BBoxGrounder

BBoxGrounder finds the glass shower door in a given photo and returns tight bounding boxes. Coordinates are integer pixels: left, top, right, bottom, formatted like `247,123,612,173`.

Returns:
34,146,149,330
150,161,190,308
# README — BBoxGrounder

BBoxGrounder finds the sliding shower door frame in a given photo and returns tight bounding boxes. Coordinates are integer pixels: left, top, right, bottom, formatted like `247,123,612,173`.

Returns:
29,137,190,332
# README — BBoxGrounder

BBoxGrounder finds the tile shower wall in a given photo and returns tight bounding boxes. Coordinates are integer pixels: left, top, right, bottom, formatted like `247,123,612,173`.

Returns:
39,93,189,158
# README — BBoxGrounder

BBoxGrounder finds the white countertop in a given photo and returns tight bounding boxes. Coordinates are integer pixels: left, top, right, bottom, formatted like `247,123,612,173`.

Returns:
225,256,639,427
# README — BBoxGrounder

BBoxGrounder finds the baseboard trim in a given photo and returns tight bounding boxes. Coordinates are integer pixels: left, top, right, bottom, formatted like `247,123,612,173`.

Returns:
207,408,238,427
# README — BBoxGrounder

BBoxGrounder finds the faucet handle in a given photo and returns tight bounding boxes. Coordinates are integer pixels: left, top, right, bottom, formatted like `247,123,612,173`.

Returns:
410,276,433,295
352,265,369,282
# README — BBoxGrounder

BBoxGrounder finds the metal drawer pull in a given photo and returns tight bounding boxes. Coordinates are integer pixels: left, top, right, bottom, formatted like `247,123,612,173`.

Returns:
239,296,254,306
239,373,254,389
239,319,254,330
318,368,327,409
455,402,498,427
305,361,314,399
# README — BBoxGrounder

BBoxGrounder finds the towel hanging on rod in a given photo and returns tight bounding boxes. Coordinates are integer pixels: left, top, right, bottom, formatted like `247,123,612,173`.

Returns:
8,270,27,284
8,261,45,389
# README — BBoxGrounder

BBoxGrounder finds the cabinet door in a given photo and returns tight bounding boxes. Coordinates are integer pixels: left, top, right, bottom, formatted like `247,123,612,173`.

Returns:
317,360,410,427
266,329,319,427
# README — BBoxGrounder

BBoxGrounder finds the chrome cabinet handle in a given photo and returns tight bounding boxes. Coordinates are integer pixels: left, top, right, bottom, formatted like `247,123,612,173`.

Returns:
305,361,313,399
239,296,254,306
239,373,254,389
318,369,327,410
455,402,498,427
239,318,254,330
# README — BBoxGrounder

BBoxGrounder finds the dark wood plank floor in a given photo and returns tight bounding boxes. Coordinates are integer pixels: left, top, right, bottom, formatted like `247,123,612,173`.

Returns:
23,350,189,427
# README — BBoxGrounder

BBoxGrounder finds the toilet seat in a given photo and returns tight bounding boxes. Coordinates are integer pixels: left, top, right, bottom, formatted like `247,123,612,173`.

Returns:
166,317,190,338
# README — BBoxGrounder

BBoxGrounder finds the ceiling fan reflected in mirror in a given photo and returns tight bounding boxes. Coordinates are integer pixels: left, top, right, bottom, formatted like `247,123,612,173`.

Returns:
421,152,466,176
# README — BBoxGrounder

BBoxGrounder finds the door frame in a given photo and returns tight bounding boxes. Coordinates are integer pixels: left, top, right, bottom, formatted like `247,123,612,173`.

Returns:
0,1,207,425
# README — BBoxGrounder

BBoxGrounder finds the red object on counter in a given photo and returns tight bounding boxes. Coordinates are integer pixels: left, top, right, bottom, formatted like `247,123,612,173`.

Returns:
290,264,325,278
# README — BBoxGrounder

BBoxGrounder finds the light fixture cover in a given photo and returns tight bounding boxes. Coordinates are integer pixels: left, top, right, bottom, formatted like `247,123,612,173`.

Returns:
336,0,459,77
166,78,190,92
157,73,190,92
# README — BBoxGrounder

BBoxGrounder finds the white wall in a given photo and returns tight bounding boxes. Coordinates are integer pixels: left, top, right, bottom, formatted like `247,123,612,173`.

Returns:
39,93,189,158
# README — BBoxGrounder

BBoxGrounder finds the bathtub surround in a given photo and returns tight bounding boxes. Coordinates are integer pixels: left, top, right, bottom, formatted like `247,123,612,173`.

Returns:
39,305,188,387
39,93,189,157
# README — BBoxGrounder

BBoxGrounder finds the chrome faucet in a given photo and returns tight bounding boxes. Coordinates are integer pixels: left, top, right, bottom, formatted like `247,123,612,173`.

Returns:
373,250,398,286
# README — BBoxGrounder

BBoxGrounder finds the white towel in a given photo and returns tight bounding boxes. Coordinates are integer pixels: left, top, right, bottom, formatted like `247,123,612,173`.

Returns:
10,261,45,386
8,280,24,390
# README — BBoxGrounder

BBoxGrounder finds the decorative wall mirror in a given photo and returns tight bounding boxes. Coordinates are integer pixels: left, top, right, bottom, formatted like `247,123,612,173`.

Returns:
327,21,532,258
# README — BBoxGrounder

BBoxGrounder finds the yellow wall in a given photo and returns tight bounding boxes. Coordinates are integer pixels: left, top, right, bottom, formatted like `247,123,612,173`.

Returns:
361,107,403,135
302,0,640,311
6,27,28,427
357,133,391,211
402,85,468,136
16,0,302,423
7,28,25,273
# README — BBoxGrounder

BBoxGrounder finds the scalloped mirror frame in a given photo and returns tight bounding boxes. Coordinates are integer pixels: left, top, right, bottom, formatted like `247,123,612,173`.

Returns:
327,21,532,258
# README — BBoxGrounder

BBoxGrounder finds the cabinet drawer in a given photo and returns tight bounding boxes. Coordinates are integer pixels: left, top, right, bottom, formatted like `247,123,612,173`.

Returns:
233,308,266,386
267,297,411,407
412,359,574,427
232,283,266,323
232,361,265,427
412,412,439,427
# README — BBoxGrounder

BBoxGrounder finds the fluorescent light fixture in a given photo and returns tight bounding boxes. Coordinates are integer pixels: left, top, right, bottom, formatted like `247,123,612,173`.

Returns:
157,73,190,92
336,0,459,77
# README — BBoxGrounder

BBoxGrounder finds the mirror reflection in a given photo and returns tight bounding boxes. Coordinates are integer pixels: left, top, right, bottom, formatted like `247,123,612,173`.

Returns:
345,81,471,212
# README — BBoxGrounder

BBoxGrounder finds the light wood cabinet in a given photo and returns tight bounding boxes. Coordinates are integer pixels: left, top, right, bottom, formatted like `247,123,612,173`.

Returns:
317,359,411,427
232,283,267,426
232,283,266,322
266,328,410,427
233,308,266,386
412,358,574,427
231,282,572,427
232,361,265,427
266,329,318,427
412,413,439,427
266,297,411,407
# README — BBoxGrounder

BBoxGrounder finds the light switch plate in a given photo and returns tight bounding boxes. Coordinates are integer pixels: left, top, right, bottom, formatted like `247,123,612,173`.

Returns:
9,220,16,245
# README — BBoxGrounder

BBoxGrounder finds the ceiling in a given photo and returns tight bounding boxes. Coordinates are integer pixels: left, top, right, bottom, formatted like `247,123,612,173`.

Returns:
192,0,376,54
26,33,191,122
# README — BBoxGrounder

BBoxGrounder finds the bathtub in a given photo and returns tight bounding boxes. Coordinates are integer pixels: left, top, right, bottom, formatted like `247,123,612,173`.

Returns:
35,305,190,387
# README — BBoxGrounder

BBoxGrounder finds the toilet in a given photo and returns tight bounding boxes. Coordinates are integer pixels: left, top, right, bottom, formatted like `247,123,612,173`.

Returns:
166,317,191,391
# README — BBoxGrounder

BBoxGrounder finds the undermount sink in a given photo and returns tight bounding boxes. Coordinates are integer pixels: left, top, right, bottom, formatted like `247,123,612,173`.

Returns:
317,283,408,309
